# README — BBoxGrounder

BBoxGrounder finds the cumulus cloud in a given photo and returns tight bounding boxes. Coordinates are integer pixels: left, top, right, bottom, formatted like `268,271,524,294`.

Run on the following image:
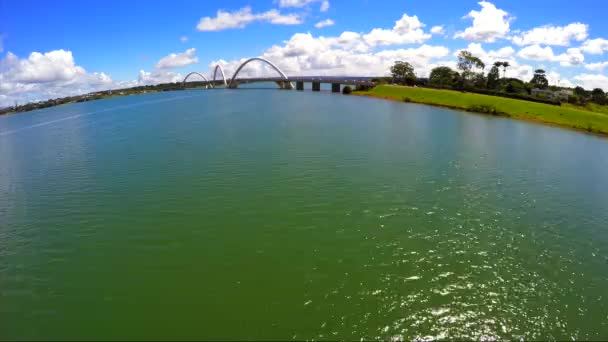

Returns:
363,13,431,47
136,69,184,85
136,48,201,87
580,38,608,55
584,61,608,72
196,7,302,31
517,44,584,66
278,0,327,9
207,27,449,80
155,48,199,69
0,50,113,107
454,1,511,43
574,74,608,91
546,70,574,88
430,26,444,35
511,23,588,46
315,19,335,29
320,1,330,12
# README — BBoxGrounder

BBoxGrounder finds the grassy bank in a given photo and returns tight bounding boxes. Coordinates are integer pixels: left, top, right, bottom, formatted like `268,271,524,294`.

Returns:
356,85,608,136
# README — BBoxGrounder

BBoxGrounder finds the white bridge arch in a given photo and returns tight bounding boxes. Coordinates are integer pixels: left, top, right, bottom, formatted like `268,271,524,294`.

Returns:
213,64,227,87
182,72,210,88
228,57,291,88
182,58,293,89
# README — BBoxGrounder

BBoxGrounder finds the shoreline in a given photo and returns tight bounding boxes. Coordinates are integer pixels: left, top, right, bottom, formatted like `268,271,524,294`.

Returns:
4,85,608,139
354,86,608,139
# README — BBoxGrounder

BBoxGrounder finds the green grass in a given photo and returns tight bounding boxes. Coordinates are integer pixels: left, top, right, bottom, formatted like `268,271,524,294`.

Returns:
357,85,608,136
563,102,608,115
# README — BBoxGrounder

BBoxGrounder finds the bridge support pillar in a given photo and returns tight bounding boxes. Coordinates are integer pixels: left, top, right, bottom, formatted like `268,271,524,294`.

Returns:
331,83,341,93
312,82,321,91
296,81,304,91
228,82,238,89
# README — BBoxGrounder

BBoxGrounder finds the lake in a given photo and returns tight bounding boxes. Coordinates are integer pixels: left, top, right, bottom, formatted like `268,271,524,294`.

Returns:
1,88,608,340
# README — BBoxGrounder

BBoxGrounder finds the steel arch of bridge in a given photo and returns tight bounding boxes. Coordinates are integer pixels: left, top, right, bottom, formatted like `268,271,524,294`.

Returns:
229,57,289,87
182,58,293,89
213,65,227,87
182,72,210,87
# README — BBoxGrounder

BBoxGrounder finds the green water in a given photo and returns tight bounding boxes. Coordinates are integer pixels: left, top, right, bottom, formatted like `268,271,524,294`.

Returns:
1,89,608,340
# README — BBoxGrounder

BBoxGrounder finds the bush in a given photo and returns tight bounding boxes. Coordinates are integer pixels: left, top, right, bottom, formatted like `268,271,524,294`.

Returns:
403,97,412,102
568,95,580,104
342,86,352,95
355,84,373,91
464,88,561,106
371,77,391,85
467,104,500,115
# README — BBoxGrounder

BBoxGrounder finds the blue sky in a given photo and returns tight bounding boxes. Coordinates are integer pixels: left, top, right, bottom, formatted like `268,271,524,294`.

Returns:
2,0,608,106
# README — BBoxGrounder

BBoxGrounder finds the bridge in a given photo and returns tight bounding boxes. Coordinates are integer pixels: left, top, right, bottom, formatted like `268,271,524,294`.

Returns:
182,57,376,92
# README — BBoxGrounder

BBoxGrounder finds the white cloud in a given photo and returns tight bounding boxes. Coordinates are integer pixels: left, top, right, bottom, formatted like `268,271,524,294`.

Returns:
0,50,113,107
136,69,184,85
555,48,585,67
208,27,449,80
320,1,330,12
544,71,572,88
574,74,608,91
1,50,105,84
180,36,188,43
511,23,588,46
315,19,335,29
585,61,608,72
517,44,554,61
196,7,302,31
455,43,515,69
155,48,199,69
517,44,584,66
430,26,444,35
278,0,316,7
454,1,511,43
580,38,608,55
363,13,431,47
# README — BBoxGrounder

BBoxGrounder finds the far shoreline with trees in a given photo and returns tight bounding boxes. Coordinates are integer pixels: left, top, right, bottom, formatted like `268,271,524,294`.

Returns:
381,50,608,110
361,51,608,136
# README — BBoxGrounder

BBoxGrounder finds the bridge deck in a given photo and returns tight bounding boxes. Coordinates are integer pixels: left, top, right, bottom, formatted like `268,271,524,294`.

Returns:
184,77,376,87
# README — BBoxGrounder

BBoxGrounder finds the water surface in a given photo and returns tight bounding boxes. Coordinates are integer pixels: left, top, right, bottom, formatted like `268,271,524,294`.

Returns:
1,89,608,340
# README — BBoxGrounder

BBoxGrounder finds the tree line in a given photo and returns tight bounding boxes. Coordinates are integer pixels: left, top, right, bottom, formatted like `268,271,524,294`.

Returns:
387,51,607,107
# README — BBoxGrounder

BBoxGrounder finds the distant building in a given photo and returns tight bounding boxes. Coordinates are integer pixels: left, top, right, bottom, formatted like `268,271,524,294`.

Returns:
531,88,573,101
531,88,554,99
557,89,573,100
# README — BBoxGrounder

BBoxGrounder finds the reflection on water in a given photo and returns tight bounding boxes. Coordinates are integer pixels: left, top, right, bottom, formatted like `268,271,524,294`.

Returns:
1,89,608,340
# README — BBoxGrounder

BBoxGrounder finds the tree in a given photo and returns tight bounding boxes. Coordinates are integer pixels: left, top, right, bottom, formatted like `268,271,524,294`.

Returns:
501,61,510,78
457,51,485,74
574,86,587,97
473,73,487,89
530,69,549,89
457,51,485,88
592,88,607,105
487,64,501,89
390,61,416,85
503,78,526,94
429,66,459,88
